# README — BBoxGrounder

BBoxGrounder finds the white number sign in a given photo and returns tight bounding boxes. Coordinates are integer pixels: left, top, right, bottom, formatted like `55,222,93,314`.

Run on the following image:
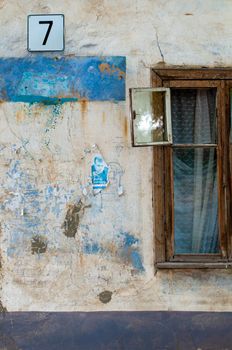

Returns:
27,14,64,52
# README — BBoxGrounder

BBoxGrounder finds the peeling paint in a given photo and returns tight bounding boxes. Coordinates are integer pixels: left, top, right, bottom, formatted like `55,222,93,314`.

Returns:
2,160,76,256
82,231,144,272
119,232,145,272
0,56,126,103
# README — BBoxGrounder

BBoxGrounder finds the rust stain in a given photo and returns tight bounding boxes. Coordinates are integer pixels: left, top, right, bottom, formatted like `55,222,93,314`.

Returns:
112,65,125,80
124,116,128,138
99,63,125,80
99,63,112,74
31,235,48,254
80,99,88,121
33,104,45,118
16,109,25,123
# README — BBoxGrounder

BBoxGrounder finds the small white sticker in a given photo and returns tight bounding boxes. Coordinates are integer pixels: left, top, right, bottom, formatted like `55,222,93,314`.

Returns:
28,14,64,52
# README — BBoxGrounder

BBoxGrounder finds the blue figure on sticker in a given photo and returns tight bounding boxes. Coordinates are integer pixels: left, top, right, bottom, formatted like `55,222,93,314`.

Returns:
91,155,109,190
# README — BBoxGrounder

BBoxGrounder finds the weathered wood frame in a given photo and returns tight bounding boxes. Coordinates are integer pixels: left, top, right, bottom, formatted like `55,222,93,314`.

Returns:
152,68,232,269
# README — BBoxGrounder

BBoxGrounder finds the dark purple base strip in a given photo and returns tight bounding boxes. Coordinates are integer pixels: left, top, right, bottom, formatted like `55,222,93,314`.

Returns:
1,311,232,350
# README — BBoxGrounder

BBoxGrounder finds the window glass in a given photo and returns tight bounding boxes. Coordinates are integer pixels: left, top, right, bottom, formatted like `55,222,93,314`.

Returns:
171,89,217,144
132,89,170,144
173,148,219,254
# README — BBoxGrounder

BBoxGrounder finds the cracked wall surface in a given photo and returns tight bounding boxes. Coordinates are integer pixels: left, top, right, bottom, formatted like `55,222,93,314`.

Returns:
0,0,232,312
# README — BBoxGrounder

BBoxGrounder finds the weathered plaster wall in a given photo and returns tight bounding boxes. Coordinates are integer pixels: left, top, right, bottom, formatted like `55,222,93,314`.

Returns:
1,0,232,312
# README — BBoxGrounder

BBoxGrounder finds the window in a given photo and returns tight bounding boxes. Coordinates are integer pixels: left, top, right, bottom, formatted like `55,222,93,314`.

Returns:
129,88,172,146
142,69,231,268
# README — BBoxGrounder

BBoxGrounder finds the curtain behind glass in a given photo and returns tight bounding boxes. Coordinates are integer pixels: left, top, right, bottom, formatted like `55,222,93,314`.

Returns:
171,89,217,144
173,89,219,254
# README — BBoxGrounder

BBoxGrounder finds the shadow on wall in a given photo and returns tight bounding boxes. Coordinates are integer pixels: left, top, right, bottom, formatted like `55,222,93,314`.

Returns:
0,311,232,350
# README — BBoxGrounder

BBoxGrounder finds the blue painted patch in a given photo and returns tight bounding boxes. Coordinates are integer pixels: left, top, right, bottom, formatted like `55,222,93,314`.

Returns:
130,251,145,271
83,241,102,254
82,231,145,272
119,231,145,272
0,56,126,103
122,232,139,247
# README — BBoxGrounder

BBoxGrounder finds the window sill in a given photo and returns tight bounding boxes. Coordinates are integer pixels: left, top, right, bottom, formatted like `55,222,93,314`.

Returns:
156,262,232,269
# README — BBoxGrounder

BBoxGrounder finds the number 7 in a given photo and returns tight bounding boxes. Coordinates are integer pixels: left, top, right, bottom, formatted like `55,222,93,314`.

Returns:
39,20,53,45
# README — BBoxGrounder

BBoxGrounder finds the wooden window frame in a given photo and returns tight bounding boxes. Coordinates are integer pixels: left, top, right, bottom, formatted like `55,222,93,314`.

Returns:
152,68,232,269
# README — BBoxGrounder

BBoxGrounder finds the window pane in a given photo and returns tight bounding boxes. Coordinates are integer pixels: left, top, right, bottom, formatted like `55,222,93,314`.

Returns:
131,89,170,145
171,89,217,144
174,148,219,254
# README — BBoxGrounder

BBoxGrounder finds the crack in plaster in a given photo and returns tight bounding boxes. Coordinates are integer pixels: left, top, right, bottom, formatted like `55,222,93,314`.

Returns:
155,28,165,63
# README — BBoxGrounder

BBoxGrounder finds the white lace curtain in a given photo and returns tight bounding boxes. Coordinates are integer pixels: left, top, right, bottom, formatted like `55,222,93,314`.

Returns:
174,89,219,254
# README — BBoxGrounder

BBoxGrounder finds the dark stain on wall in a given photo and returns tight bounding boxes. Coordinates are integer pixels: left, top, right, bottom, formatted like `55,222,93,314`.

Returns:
31,235,48,255
0,300,7,314
99,291,113,304
62,201,83,238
